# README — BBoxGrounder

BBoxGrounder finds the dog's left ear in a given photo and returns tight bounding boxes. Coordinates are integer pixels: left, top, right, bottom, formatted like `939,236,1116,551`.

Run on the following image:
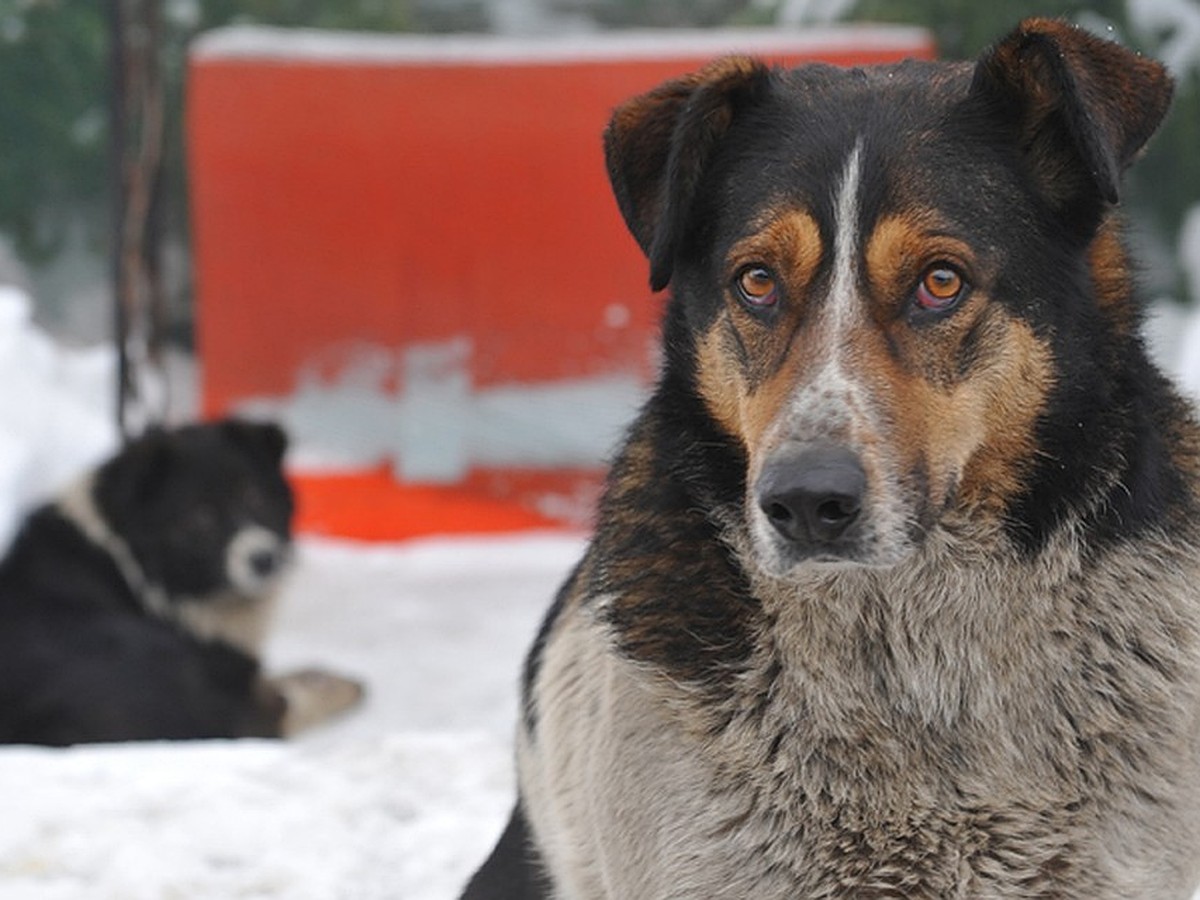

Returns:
221,418,289,469
605,56,771,291
969,18,1172,225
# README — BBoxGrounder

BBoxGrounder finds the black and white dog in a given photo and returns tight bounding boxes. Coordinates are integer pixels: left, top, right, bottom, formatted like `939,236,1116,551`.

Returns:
0,419,363,746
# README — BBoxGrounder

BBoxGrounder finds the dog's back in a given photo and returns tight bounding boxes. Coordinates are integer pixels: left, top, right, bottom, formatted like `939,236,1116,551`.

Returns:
465,18,1200,900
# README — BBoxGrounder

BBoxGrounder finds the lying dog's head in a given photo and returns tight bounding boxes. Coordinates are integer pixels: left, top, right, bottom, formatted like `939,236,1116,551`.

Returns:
61,419,295,650
605,19,1174,574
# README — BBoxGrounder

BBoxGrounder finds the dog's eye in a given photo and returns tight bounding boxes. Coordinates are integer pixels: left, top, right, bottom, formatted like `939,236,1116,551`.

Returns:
914,265,966,312
735,266,779,308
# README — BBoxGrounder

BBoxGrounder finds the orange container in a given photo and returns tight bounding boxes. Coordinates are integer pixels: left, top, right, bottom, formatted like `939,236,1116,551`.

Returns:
187,26,934,540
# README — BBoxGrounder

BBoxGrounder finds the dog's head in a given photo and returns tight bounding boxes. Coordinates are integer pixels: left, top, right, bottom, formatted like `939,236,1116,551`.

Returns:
606,19,1173,574
92,419,294,606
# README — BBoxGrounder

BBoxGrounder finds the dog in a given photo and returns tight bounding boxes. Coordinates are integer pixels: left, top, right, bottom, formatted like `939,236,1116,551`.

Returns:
0,418,363,746
461,18,1200,899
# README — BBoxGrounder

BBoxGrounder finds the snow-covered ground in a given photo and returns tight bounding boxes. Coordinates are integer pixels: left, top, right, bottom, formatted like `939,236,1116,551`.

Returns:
0,532,582,900
2,188,1200,900
0,285,581,899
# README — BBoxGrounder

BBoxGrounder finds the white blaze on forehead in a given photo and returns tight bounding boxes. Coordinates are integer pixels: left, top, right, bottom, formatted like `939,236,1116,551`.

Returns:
828,138,865,337
765,138,875,457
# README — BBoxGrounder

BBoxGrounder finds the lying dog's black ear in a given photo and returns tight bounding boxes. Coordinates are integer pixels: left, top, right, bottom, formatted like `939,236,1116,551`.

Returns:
221,419,289,469
605,56,770,291
96,427,175,514
968,18,1172,227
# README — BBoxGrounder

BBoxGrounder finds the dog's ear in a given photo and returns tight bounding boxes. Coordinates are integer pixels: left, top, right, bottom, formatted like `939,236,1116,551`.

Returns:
97,427,175,514
968,18,1172,224
605,56,770,291
220,418,289,469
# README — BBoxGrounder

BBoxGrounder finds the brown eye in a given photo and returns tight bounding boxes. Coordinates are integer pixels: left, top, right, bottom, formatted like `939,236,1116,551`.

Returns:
915,265,966,312
735,266,779,308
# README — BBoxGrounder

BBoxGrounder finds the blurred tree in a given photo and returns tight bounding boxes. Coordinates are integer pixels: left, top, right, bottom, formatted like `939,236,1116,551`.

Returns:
0,2,108,263
0,0,417,342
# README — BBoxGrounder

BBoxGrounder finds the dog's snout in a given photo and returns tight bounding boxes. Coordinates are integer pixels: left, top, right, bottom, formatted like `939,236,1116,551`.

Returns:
227,526,291,596
756,445,866,547
249,547,282,578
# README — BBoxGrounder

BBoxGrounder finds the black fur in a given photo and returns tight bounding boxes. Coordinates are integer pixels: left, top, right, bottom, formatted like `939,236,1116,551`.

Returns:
0,419,294,746
460,804,549,900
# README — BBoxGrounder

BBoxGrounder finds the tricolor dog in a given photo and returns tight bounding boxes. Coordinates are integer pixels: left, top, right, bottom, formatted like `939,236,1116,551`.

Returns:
0,419,363,745
462,18,1200,900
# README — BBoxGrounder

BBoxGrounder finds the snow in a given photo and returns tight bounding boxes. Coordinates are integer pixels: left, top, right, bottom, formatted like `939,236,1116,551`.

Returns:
191,23,933,67
236,337,645,480
0,288,117,549
0,732,512,899
1128,0,1200,78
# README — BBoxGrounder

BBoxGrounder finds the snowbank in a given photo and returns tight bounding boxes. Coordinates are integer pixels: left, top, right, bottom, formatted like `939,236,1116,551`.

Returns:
192,23,933,66
0,287,117,548
0,733,511,900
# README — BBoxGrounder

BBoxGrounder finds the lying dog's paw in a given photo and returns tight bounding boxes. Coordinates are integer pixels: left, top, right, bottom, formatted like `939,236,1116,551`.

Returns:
271,668,366,736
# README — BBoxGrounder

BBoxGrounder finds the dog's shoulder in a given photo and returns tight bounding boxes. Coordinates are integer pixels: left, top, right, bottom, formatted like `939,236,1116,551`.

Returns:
0,501,137,614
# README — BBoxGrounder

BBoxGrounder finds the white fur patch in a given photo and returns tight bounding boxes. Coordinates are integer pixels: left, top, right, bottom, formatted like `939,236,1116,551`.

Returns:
177,523,292,655
746,139,917,570
827,138,865,339
226,525,291,597
56,475,171,618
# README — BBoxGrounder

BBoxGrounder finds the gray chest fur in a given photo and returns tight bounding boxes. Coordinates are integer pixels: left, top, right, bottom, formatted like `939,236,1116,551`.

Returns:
519,537,1200,899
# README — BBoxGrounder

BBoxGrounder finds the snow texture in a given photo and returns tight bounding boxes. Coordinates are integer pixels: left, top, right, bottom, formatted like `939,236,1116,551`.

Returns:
0,287,117,549
191,23,932,66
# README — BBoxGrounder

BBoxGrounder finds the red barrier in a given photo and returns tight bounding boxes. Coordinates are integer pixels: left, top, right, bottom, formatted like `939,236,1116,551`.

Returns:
188,26,934,540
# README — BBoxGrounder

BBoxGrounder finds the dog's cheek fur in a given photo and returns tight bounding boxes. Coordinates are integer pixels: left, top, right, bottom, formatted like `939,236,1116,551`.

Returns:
909,314,1054,518
591,411,762,700
859,217,1057,521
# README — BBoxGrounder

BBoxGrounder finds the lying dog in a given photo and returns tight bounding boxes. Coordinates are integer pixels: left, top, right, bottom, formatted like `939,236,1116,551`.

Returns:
463,18,1200,899
0,419,363,745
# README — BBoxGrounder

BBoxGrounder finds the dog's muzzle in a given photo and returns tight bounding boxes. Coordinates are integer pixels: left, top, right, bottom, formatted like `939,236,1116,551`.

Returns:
226,525,292,597
754,443,866,561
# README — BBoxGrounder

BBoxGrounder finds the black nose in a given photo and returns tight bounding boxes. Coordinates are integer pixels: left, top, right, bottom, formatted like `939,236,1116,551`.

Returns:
755,445,866,545
250,548,280,578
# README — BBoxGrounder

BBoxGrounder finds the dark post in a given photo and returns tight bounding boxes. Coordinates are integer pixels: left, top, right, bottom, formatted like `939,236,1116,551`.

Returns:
109,0,167,441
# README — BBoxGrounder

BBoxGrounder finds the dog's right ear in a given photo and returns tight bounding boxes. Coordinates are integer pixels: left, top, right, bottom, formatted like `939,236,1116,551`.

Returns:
97,427,175,512
604,56,770,292
968,18,1173,231
221,418,289,470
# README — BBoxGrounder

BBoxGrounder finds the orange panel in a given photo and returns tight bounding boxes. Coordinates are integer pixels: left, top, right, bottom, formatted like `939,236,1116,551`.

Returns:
187,27,934,539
